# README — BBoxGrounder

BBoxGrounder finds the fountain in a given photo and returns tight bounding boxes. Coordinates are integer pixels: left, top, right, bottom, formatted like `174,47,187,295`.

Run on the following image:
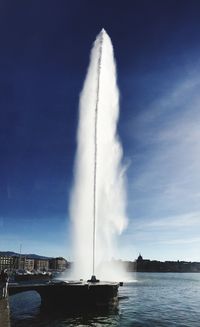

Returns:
70,29,127,283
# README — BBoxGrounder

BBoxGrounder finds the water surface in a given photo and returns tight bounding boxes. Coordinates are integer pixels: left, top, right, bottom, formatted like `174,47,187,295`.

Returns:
9,273,200,326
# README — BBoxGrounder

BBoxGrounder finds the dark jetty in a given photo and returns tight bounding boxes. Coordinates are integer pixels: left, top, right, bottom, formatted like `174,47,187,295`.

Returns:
8,280,120,309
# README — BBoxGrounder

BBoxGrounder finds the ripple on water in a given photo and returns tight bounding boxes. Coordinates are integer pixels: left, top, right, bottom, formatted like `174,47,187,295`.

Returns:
9,273,200,327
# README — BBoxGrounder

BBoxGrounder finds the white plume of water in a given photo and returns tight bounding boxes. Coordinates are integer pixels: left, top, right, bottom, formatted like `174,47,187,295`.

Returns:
70,29,128,281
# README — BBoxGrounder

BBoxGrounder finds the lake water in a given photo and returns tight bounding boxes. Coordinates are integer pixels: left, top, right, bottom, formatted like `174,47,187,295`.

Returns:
9,273,200,326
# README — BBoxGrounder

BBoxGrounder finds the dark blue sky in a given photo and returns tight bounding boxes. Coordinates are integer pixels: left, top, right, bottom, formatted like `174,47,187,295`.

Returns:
1,0,200,260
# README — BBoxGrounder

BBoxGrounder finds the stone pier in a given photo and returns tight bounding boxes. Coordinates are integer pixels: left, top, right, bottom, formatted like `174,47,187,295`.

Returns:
0,298,10,327
8,280,120,309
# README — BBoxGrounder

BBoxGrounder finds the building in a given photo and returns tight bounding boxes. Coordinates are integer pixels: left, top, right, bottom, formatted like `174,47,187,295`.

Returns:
0,252,69,272
0,255,18,271
25,258,34,271
49,257,68,271
21,258,35,271
34,259,49,271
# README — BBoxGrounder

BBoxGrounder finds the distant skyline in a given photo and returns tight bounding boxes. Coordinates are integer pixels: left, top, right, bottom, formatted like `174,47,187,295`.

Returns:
1,0,200,262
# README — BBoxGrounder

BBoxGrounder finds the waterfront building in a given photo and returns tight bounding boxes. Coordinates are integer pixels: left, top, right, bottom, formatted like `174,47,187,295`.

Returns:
0,255,18,271
34,259,49,271
49,257,68,271
12,255,35,271
25,258,34,271
21,258,35,271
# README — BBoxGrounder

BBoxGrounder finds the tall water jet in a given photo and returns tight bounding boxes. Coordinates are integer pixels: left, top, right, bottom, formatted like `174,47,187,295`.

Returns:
70,29,128,281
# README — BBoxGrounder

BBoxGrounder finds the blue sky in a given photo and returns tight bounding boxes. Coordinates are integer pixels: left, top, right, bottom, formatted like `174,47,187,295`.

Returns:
1,0,200,261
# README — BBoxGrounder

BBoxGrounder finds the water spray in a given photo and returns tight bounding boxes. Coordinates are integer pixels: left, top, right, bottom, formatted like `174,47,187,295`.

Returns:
71,28,127,282
88,29,104,283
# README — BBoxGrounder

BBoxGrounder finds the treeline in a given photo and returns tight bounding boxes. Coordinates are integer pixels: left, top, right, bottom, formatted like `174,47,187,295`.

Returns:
124,256,200,272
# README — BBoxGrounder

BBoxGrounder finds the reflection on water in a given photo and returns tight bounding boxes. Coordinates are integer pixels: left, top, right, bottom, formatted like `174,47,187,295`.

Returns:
9,273,200,327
